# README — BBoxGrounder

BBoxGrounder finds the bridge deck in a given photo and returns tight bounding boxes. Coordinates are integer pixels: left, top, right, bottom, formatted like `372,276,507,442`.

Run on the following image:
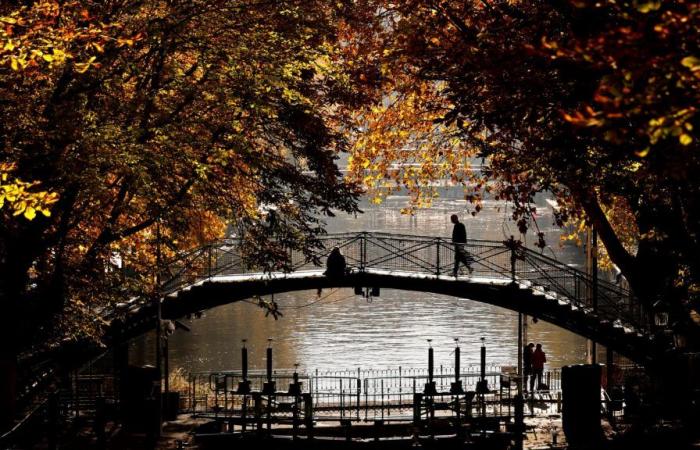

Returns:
111,232,657,364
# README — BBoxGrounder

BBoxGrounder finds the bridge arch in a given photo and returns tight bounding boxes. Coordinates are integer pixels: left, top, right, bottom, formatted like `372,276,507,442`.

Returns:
111,233,657,365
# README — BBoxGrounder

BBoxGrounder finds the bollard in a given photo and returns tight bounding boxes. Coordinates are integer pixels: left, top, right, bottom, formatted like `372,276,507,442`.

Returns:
291,368,300,440
455,342,460,382
242,340,248,380
451,338,464,394
480,338,486,387
262,339,276,395
424,340,437,395
428,342,434,383
238,340,251,395
266,346,272,382
476,338,488,419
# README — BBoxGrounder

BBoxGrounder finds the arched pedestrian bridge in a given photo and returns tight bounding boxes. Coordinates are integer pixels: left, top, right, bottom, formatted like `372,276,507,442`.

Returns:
113,232,657,364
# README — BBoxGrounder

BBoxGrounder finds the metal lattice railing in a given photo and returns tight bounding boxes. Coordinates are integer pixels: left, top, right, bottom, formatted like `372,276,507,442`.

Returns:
158,232,648,334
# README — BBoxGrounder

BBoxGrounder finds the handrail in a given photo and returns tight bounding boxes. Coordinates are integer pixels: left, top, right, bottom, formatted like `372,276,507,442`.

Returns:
155,232,644,333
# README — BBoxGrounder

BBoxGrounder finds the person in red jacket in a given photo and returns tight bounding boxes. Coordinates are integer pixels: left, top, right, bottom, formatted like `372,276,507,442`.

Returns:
531,343,547,391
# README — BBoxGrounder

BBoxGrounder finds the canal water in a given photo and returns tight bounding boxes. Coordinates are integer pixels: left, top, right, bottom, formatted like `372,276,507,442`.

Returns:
131,194,590,374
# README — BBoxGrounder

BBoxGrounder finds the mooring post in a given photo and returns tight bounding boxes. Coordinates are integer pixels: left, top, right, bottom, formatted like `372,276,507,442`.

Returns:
238,339,250,431
424,339,436,396
453,338,462,435
429,344,434,384
455,341,460,384
266,341,272,384
264,338,274,433
478,337,488,418
291,365,300,440
242,340,248,382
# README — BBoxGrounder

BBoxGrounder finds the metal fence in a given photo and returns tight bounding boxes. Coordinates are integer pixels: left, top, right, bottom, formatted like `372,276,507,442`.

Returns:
185,365,563,423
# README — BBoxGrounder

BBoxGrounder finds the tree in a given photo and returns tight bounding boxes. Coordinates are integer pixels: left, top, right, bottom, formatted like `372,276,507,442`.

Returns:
0,0,370,360
348,0,700,339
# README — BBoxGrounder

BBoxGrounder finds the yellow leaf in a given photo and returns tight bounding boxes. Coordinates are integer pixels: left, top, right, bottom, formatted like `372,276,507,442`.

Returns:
681,56,700,71
637,1,661,13
10,57,19,71
679,134,693,146
23,206,36,220
635,147,650,157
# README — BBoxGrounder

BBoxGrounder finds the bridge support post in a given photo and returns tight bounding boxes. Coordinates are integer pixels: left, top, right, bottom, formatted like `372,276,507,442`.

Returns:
435,240,441,276
360,233,367,271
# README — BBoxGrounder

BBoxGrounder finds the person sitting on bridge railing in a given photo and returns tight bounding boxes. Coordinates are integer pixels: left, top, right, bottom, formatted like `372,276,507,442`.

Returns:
325,246,346,278
451,214,474,277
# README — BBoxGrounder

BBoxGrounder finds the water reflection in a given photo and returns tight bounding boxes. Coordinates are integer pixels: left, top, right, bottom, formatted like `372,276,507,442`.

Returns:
131,196,588,372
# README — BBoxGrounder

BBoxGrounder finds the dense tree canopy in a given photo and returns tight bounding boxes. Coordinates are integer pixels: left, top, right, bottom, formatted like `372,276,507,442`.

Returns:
0,0,369,350
2,0,698,353
347,0,700,337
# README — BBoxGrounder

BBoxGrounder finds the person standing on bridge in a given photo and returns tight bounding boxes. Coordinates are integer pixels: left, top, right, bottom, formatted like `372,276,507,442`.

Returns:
451,214,474,277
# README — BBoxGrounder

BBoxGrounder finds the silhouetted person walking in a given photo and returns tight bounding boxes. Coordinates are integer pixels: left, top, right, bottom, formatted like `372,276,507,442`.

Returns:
531,343,546,391
451,214,474,277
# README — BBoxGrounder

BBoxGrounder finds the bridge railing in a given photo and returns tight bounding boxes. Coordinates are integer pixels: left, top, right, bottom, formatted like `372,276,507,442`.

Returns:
159,232,646,333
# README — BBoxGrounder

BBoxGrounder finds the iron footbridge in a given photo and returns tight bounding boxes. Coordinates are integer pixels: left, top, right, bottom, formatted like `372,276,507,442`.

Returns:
111,232,656,364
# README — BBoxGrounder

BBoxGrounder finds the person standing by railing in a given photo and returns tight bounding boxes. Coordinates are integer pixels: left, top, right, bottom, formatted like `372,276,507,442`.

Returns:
531,343,547,391
450,214,474,277
523,342,534,393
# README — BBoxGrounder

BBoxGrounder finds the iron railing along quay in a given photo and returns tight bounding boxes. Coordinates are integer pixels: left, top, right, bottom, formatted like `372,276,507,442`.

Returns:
185,366,564,423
